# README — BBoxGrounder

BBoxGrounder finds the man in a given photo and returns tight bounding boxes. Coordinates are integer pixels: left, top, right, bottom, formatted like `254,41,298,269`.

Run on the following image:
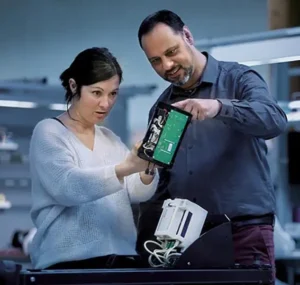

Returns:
136,9,287,277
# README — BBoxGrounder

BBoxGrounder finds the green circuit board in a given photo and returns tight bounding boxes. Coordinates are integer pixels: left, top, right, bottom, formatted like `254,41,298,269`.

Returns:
152,109,189,165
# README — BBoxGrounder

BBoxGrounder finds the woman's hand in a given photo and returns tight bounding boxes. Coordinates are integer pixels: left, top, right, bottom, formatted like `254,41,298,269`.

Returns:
115,141,155,182
124,141,149,173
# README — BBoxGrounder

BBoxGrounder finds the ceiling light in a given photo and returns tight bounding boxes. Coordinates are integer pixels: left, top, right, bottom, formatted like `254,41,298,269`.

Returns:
0,100,37,108
49,103,67,111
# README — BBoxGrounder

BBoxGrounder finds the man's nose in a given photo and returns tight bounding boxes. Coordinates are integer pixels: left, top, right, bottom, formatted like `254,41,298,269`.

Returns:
162,58,174,71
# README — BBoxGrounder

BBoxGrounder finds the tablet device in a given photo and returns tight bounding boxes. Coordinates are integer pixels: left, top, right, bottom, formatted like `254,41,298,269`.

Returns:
137,101,192,168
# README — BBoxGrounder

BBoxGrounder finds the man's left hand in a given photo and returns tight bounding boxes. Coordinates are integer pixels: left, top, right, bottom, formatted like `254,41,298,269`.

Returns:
172,99,221,120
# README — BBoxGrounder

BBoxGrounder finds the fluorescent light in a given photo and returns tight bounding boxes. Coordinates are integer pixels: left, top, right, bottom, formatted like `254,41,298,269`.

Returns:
0,100,37,108
238,60,267,67
49,103,67,111
241,56,300,67
287,112,300,122
269,55,300,64
209,36,300,67
288,101,300,110
0,201,11,210
0,100,68,110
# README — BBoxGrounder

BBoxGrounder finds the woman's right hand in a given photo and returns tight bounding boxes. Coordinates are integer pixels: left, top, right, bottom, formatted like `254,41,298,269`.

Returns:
125,141,150,173
115,141,150,181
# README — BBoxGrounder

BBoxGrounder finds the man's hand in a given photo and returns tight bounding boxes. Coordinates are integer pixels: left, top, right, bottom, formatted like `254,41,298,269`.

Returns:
172,99,221,120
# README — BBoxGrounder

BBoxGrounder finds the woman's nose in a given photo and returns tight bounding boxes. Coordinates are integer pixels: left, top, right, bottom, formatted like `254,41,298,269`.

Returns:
99,97,110,109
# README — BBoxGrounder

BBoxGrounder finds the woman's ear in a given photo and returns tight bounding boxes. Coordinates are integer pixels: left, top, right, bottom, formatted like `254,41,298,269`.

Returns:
183,26,194,46
69,78,77,94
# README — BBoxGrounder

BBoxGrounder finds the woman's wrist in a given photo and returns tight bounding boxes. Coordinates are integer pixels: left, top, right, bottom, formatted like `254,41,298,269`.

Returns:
115,162,135,180
139,171,155,185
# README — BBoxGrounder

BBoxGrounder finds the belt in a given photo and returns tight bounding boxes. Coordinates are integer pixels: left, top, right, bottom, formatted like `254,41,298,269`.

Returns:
231,214,275,228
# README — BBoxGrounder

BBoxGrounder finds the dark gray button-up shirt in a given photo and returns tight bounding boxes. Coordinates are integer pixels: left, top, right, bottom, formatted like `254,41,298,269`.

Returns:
142,52,287,219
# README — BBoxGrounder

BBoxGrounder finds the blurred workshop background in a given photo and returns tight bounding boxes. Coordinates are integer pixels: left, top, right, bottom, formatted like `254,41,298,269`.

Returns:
1,0,300,284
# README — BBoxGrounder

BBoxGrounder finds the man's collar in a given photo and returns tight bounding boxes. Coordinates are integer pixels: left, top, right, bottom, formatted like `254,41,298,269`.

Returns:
201,52,219,84
170,52,219,97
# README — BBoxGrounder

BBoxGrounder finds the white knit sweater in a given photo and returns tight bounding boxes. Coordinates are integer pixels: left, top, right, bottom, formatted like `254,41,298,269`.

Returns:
29,118,159,269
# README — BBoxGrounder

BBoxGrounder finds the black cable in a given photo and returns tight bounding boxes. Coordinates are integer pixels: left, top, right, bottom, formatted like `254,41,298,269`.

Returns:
150,164,155,175
149,163,156,176
145,161,151,175
145,161,156,176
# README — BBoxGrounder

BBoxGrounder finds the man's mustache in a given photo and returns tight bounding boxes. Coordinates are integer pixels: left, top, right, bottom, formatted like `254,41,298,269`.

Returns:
165,66,182,77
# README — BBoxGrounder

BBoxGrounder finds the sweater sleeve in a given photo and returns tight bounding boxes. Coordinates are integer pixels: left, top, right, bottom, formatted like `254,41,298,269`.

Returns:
125,170,159,204
113,136,159,204
120,142,159,204
30,122,123,207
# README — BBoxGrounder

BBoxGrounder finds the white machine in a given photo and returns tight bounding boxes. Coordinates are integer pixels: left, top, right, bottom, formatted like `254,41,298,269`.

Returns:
144,198,208,268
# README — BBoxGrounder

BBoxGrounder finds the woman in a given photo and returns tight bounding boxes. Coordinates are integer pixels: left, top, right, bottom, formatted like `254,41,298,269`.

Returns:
29,47,159,269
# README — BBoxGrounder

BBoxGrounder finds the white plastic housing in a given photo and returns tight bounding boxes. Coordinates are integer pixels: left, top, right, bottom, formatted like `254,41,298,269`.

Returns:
154,198,208,252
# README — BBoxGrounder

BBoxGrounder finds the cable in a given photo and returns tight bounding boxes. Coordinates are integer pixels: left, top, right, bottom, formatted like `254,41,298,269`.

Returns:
149,163,156,175
144,240,166,267
145,161,156,176
143,145,153,158
143,142,154,151
145,161,151,175
143,239,182,268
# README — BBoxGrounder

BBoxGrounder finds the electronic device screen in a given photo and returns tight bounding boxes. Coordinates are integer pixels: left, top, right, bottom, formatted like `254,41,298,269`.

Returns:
137,101,192,168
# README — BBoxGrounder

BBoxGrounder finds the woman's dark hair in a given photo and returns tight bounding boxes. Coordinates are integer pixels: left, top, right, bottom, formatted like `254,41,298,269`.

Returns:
60,47,123,105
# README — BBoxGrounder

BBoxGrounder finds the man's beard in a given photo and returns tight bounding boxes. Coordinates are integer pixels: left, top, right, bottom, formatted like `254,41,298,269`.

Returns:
165,66,193,87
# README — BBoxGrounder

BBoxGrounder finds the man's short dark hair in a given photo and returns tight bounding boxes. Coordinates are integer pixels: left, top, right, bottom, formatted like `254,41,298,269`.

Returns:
138,10,185,48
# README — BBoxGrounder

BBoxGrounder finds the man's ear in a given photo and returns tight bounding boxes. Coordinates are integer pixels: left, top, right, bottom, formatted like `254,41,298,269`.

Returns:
183,26,194,46
69,78,77,94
